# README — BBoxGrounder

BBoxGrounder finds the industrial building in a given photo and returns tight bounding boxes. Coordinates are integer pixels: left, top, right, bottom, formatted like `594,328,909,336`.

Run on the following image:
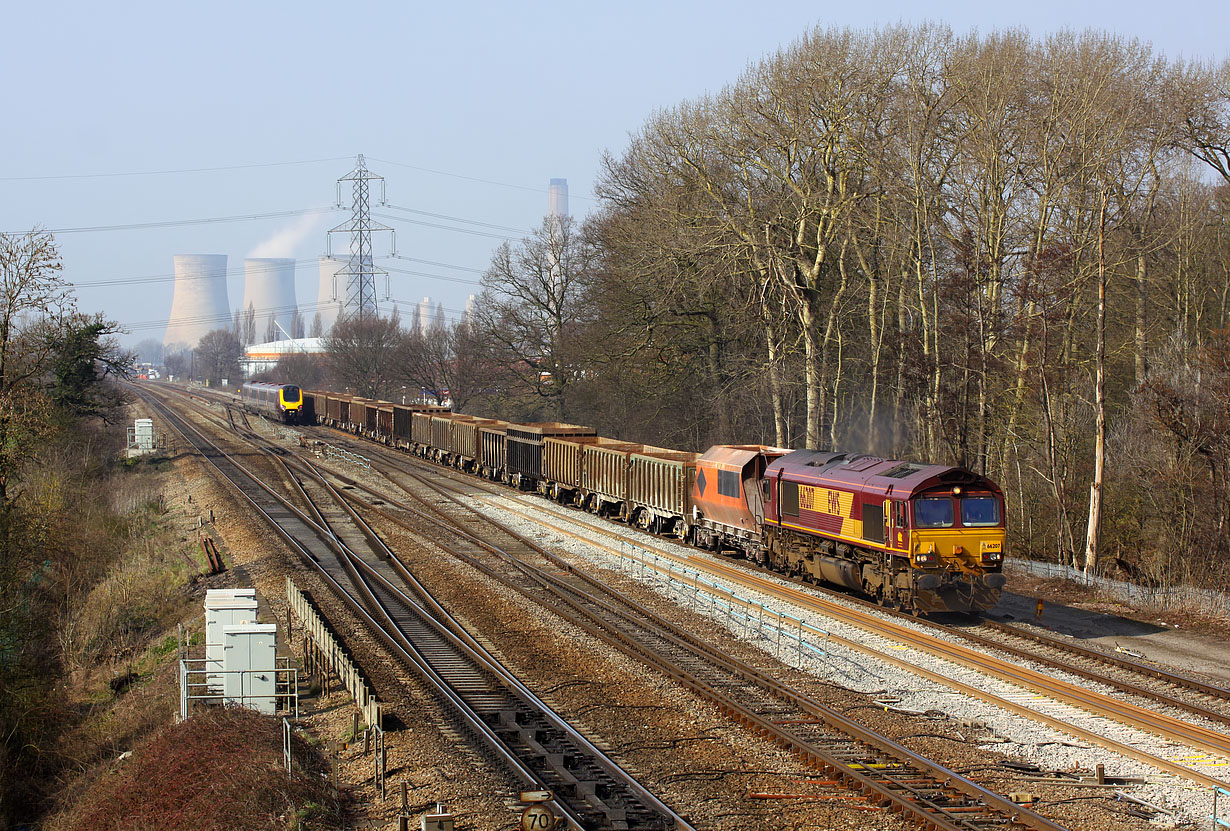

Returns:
240,337,326,377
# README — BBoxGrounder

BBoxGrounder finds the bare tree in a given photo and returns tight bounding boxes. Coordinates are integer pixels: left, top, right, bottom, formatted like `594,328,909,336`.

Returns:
195,329,242,386
0,230,73,504
477,216,595,420
325,314,402,398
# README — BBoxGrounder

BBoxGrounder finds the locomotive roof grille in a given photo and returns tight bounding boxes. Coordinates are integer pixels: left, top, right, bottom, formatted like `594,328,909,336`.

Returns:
883,463,927,479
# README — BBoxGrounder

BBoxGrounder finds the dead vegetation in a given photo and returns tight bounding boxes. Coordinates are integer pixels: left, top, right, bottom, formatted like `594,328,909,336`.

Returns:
47,707,341,831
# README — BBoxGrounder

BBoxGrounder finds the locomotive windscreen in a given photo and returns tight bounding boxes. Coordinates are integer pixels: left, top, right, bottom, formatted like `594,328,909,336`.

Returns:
283,386,301,402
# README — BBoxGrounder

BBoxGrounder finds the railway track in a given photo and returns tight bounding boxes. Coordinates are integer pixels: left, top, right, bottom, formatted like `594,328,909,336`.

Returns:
136,385,689,831
297,427,1230,793
305,446,1074,831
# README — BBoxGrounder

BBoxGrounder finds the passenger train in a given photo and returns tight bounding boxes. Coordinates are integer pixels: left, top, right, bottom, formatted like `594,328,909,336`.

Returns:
240,382,304,425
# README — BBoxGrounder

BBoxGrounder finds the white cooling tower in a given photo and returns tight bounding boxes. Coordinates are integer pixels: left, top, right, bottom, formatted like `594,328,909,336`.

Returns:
316,256,346,333
164,254,230,349
242,258,297,342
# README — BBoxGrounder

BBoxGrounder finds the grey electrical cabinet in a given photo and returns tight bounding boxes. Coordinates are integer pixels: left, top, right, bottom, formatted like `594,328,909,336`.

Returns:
222,623,278,714
204,590,258,694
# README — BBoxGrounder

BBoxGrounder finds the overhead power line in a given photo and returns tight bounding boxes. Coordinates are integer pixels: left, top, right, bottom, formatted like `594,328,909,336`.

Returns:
369,156,594,202
20,206,340,236
383,203,528,234
0,156,352,182
71,254,486,290
371,212,517,241
381,263,482,286
72,257,325,288
123,298,342,334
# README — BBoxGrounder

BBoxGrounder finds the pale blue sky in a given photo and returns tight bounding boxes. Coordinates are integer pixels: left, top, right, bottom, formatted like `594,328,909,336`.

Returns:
2,0,1225,346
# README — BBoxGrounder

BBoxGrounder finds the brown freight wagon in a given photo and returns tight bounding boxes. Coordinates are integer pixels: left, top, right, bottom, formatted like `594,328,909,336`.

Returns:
629,449,699,537
583,440,643,517
322,393,343,426
337,396,352,429
393,404,449,447
478,424,509,480
372,402,394,441
506,423,597,490
453,418,504,471
411,410,443,453
350,399,376,433
362,401,381,436
542,436,603,501
429,413,477,463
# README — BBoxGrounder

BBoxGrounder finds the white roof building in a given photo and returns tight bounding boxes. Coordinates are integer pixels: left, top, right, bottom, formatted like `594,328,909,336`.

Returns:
241,337,327,377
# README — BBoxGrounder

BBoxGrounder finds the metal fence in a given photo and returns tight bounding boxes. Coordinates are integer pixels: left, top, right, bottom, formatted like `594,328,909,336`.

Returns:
321,443,370,470
286,576,382,728
1007,557,1230,618
178,657,298,721
615,540,830,665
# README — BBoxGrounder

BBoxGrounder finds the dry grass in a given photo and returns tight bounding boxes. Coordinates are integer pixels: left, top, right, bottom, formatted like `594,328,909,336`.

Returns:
48,707,341,831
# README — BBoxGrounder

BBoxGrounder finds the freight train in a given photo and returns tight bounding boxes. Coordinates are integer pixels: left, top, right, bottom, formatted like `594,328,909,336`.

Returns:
280,389,1006,614
240,382,304,425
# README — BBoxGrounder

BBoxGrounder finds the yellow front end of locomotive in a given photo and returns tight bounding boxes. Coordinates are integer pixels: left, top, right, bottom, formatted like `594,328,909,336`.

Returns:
279,387,302,413
910,528,1006,574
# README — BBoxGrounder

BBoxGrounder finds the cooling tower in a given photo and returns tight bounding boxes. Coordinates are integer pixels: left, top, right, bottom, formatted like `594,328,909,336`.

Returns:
164,254,230,349
242,258,297,342
316,256,346,333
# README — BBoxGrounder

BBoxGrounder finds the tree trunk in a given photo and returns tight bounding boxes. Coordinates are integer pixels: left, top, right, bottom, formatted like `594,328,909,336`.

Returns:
1083,196,1109,576
760,292,787,447
800,287,823,449
1134,249,1147,387
892,280,909,456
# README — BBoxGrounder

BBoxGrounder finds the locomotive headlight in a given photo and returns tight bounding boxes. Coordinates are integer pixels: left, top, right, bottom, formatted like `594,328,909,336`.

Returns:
980,540,1003,564
913,551,937,566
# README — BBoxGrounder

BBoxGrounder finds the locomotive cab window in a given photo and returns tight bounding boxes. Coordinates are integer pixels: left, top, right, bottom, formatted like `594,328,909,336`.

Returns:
914,497,954,528
283,386,301,402
961,496,1001,527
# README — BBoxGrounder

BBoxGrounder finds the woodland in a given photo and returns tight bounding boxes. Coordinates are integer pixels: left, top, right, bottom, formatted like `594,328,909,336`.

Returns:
248,26,1230,588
